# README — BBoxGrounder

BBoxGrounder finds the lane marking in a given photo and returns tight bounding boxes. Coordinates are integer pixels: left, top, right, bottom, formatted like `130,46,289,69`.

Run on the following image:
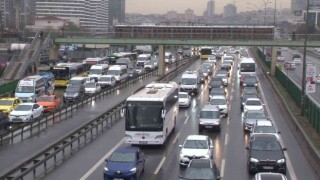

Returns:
154,156,166,174
184,116,190,125
79,138,124,180
221,159,226,178
227,117,230,126
172,132,180,145
224,134,229,146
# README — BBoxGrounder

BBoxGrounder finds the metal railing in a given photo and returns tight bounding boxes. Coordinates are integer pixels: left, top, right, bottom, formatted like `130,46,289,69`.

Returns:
0,56,195,179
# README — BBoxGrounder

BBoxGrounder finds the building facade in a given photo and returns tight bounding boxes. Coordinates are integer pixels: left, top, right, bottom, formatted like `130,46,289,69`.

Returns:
36,0,109,32
109,0,125,26
206,0,215,17
223,4,237,18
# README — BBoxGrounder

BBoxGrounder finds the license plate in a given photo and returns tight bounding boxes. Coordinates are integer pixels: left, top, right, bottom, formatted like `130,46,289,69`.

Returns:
139,141,148,144
263,166,274,170
205,126,213,128
113,178,124,180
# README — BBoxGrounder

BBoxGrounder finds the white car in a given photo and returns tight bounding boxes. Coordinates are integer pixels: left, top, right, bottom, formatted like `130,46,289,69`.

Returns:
250,120,281,139
179,135,213,166
144,61,156,71
292,58,302,65
276,55,285,61
98,75,116,88
8,103,44,122
216,74,228,86
209,95,228,116
243,98,264,112
178,92,191,107
84,82,101,95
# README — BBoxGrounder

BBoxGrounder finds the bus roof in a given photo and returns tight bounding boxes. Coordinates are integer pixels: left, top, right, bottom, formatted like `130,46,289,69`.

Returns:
127,82,178,102
240,57,255,63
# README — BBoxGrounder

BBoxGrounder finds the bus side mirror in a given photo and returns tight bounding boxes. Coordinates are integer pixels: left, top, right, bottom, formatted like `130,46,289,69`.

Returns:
120,108,125,117
161,110,166,118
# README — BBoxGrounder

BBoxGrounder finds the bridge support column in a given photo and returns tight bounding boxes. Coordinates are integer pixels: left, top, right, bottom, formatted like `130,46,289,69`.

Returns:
158,45,165,76
270,46,277,76
49,44,59,60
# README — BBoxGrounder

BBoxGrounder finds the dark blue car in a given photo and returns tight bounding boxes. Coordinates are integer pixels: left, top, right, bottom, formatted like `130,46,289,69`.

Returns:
104,146,145,180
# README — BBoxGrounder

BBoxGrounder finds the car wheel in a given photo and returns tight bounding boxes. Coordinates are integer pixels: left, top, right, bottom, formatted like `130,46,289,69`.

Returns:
199,126,203,133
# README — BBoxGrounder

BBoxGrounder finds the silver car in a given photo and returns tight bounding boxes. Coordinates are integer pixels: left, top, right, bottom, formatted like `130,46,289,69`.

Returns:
198,105,221,132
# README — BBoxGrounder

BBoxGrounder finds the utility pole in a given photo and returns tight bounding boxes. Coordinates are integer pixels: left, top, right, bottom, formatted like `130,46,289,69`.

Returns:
273,0,276,27
263,0,271,25
301,0,310,116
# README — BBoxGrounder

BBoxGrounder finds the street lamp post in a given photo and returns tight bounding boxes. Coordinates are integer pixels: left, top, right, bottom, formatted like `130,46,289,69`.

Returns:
301,0,311,115
273,0,277,27
262,0,271,25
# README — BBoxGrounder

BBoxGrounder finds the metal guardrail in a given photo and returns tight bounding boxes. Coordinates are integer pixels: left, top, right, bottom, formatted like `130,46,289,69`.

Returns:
0,56,196,179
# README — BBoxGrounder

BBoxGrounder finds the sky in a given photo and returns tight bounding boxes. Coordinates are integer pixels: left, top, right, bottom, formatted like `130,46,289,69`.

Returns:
126,0,291,15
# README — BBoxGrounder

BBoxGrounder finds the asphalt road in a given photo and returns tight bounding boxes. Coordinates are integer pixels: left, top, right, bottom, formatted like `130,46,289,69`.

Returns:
34,53,319,180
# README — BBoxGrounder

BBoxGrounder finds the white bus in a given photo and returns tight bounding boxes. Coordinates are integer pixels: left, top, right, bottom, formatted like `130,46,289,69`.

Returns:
122,81,179,145
239,57,256,84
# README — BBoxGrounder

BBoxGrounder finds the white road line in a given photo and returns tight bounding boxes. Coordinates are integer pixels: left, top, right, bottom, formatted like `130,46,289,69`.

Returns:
172,132,180,145
79,138,125,180
221,159,226,177
224,134,229,146
154,156,166,174
258,76,298,180
184,116,190,125
227,117,230,125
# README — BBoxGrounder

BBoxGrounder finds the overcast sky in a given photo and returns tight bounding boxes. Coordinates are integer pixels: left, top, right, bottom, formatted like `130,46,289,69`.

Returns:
126,0,291,15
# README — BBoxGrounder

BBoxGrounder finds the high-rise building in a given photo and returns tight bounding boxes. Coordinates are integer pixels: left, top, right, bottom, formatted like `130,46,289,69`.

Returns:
223,4,237,18
291,0,306,13
36,0,109,32
1,0,36,31
109,0,126,26
206,0,215,17
185,9,195,21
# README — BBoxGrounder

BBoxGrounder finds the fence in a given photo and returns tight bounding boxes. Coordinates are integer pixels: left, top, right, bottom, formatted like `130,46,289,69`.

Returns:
254,47,320,133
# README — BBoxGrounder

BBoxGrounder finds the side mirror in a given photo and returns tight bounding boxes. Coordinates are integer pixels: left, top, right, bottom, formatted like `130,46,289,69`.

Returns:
283,147,287,151
120,108,125,117
246,146,249,150
179,145,182,148
210,145,214,149
161,110,166,118
277,131,281,134
197,115,200,118
105,159,108,162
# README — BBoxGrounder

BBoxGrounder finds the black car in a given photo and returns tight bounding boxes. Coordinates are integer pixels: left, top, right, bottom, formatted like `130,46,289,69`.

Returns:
246,134,287,175
127,68,139,78
0,112,10,131
209,88,226,98
63,84,86,103
181,159,221,180
209,77,223,90
243,76,258,87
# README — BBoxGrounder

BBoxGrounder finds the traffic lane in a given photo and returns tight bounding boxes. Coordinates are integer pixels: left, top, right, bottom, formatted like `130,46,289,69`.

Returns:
0,76,160,176
253,51,318,179
42,59,205,180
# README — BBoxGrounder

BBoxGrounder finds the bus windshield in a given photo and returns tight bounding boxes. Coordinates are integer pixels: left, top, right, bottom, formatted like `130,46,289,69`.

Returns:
240,63,255,72
90,69,102,75
200,48,212,55
126,101,163,131
52,69,69,80
16,86,35,93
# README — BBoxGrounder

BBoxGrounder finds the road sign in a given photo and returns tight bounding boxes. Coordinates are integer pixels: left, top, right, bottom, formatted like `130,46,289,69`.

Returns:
306,64,316,93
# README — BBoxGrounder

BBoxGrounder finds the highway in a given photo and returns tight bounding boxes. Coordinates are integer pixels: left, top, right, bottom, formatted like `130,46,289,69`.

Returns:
0,51,318,180
277,48,320,104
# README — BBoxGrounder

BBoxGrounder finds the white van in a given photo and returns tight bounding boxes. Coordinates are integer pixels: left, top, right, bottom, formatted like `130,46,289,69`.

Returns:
180,70,200,95
116,57,133,69
137,54,151,67
107,65,129,83
165,52,172,63
88,64,109,81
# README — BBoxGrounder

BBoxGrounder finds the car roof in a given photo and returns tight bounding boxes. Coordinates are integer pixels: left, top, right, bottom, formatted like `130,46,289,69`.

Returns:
251,134,278,141
179,92,189,95
211,95,226,99
246,98,261,101
186,135,208,141
255,120,273,126
255,172,287,180
202,105,219,111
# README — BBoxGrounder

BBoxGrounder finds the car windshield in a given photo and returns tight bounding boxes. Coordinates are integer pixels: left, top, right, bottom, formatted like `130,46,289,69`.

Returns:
37,97,54,102
65,86,80,93
15,86,34,93
246,100,261,106
251,139,281,151
182,78,197,85
200,111,219,119
247,112,266,119
0,100,13,105
85,83,96,88
109,152,136,162
99,77,111,81
254,126,277,134
14,105,32,111
69,80,83,85
184,167,215,180
179,94,188,98
184,140,208,149
210,98,226,105
107,70,121,75
90,69,102,75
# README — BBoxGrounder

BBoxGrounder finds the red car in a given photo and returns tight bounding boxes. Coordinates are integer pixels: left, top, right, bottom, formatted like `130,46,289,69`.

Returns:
36,95,61,112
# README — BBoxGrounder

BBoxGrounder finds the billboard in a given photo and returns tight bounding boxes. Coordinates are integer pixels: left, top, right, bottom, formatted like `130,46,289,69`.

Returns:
306,63,316,93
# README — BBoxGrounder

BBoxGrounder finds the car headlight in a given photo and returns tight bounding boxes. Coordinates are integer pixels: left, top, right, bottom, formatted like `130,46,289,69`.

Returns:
250,158,259,163
104,167,109,172
74,93,79,97
277,159,285,164
255,84,258,87
130,167,137,173
29,97,33,100
243,84,247,86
